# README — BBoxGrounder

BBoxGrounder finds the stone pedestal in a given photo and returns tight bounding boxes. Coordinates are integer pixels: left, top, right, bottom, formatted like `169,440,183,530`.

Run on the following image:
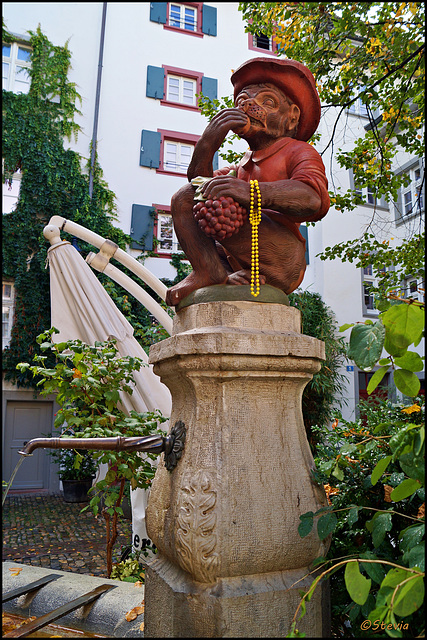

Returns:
146,299,329,637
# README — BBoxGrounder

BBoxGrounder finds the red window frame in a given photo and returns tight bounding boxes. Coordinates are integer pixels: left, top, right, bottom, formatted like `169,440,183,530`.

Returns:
247,31,279,55
161,65,203,112
157,129,201,176
152,204,173,258
164,2,204,38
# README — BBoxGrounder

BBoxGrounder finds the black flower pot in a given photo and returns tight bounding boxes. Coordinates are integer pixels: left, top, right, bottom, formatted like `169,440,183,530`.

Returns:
62,478,94,503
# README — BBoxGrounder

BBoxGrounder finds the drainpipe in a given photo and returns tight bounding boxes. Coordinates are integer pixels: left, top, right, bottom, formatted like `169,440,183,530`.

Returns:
89,2,107,199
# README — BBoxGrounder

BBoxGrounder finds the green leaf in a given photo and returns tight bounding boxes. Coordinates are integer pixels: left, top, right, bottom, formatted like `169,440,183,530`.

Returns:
339,323,355,332
390,478,421,502
371,456,392,486
381,303,425,349
317,511,338,540
347,321,385,371
402,544,425,571
298,512,314,538
347,506,360,527
360,554,387,585
367,366,389,395
394,351,424,372
393,369,421,397
332,462,344,480
366,512,393,548
344,561,371,605
393,575,424,616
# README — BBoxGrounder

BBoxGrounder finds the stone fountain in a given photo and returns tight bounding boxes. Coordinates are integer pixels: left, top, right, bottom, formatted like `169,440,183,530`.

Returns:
144,289,330,637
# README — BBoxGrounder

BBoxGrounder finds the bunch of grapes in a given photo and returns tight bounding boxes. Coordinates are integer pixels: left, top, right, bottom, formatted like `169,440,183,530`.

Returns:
193,196,247,240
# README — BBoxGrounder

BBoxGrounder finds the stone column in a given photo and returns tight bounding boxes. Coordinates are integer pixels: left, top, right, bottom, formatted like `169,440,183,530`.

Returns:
145,294,329,637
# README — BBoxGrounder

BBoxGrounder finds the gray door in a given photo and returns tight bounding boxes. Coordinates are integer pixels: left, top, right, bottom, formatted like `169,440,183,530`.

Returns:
3,401,53,490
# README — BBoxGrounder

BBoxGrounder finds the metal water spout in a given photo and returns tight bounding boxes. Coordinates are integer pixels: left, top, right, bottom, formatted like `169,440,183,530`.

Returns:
18,421,186,472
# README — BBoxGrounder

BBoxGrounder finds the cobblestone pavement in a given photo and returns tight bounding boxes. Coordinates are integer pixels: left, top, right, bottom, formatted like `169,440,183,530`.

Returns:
2,492,132,577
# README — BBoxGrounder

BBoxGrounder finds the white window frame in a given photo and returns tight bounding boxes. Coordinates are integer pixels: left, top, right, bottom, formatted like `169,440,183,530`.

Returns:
347,84,369,118
402,166,424,218
2,169,22,214
362,264,387,316
164,140,194,174
401,275,425,303
166,74,197,106
2,281,15,350
156,211,182,254
2,41,31,94
168,3,197,31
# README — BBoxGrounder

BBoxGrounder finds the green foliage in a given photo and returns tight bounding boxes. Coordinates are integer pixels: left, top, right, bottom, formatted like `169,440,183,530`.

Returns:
340,299,424,398
110,554,145,583
290,398,425,637
17,329,168,576
238,1,424,294
46,446,99,482
288,290,348,447
2,24,151,387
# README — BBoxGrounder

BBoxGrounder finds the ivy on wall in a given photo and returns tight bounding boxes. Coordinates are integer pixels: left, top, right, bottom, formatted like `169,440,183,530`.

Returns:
2,24,145,387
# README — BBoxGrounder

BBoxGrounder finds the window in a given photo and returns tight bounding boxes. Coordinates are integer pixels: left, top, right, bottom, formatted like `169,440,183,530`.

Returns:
150,3,217,37
348,95,369,117
401,166,424,218
146,65,217,110
167,74,197,106
362,264,386,315
401,276,424,303
3,42,31,94
2,170,22,214
169,3,196,31
2,282,15,350
140,129,216,175
155,209,182,254
164,140,194,174
350,170,388,209
248,31,278,55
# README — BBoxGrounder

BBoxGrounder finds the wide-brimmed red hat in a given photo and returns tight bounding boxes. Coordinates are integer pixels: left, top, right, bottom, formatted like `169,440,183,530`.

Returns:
231,57,321,142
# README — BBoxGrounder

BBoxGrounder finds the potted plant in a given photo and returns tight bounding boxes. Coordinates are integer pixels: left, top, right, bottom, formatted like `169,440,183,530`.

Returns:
47,442,99,503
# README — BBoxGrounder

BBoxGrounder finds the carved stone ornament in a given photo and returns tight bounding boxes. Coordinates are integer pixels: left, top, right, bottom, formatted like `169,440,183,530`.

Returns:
175,470,219,582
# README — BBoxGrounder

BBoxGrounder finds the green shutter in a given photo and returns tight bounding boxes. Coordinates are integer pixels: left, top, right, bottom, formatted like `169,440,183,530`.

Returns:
130,205,154,251
201,76,217,101
300,225,309,265
140,130,161,169
147,66,165,99
202,5,217,36
150,2,167,24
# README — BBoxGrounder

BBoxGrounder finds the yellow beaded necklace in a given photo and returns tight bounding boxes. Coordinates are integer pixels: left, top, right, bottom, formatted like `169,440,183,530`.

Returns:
249,179,261,297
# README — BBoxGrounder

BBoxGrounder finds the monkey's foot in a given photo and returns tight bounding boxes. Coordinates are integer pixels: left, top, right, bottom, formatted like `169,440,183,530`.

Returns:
166,271,228,307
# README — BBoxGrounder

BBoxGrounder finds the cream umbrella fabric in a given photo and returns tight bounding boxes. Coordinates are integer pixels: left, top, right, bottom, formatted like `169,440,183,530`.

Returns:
46,238,172,551
47,240,171,416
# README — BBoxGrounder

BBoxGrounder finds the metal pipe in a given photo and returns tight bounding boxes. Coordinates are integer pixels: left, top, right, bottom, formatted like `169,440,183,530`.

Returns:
18,420,186,472
19,435,166,457
89,1,107,198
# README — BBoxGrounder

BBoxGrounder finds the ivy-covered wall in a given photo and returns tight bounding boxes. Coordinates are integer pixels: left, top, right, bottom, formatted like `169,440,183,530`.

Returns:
2,25,160,387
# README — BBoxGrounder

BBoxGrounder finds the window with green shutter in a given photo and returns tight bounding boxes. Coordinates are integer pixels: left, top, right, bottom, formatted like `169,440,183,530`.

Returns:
140,130,161,169
130,205,155,250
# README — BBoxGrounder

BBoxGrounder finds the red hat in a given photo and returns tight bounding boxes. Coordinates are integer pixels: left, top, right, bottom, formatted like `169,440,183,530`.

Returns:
231,57,321,142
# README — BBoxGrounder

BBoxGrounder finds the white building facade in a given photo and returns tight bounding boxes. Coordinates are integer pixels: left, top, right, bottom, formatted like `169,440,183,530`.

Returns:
3,2,424,490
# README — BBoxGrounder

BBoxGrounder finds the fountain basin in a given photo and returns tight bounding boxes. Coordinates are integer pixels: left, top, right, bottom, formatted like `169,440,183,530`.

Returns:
2,562,145,637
